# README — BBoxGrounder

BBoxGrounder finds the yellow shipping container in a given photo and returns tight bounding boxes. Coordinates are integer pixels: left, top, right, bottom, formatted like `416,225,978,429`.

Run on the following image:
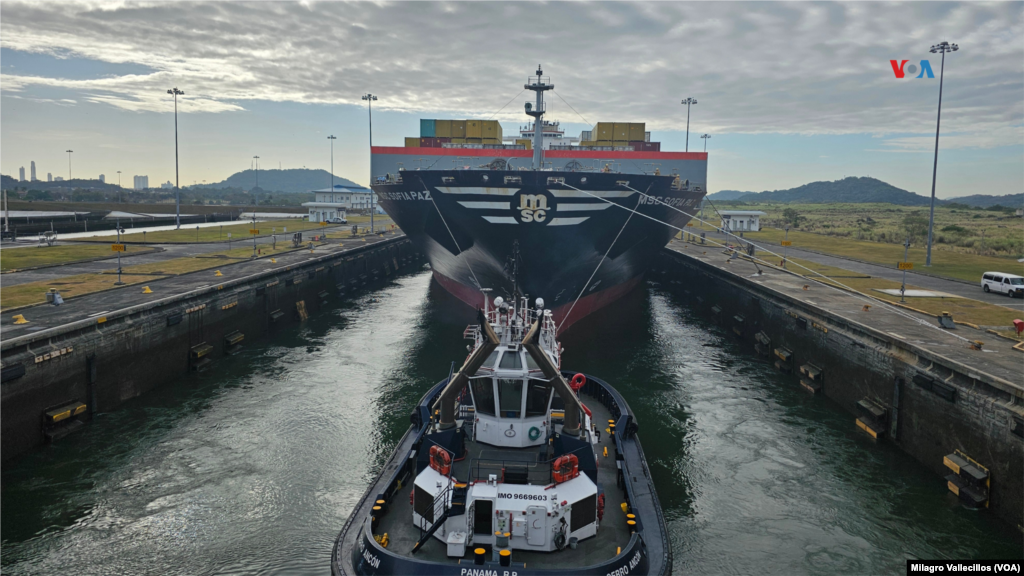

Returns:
451,120,467,138
451,138,466,144
482,138,501,145
628,123,646,142
516,139,532,150
612,141,629,147
435,120,452,138
465,137,482,143
481,120,503,140
580,140,598,147
594,122,614,142
466,120,482,139
405,137,421,148
613,123,630,141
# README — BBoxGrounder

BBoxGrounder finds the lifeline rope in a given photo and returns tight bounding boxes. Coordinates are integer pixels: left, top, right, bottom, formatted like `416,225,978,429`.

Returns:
557,190,646,332
418,176,482,289
551,90,593,129
558,181,974,344
487,89,526,121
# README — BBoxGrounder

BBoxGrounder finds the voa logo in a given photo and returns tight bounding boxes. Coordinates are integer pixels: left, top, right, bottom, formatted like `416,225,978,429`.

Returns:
518,192,551,223
890,59,935,79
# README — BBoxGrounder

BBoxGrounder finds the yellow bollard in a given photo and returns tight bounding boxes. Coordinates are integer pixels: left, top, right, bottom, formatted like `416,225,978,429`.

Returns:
270,258,277,263
12,314,28,324
603,446,608,458
142,286,153,294
620,502,628,513
617,547,621,555
215,270,223,277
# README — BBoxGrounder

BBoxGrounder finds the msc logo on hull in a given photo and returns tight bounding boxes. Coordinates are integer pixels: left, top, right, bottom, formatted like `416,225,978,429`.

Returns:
517,192,552,223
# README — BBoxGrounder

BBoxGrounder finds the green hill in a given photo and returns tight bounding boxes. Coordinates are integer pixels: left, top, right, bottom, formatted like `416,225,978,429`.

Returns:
193,168,363,194
727,177,933,205
945,193,1023,209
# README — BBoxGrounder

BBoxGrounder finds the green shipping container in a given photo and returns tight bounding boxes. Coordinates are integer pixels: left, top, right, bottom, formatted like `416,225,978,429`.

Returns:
435,120,452,138
628,123,646,142
420,119,436,138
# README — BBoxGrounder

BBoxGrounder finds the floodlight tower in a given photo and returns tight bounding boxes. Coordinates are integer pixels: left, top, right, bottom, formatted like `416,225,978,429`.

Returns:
362,93,378,232
924,41,958,267
700,133,711,152
167,87,184,229
681,97,697,152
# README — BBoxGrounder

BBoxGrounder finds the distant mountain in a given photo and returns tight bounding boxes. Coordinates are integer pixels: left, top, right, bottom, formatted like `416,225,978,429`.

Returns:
705,189,753,201
706,177,933,206
945,193,1023,208
193,169,362,194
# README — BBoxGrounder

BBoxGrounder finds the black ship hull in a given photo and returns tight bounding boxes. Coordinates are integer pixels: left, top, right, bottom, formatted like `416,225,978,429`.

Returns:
331,373,671,576
373,170,703,332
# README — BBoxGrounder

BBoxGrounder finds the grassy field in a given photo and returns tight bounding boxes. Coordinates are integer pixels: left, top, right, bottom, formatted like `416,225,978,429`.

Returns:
738,227,1023,283
705,202,1022,258
0,244,159,272
1,273,165,310
87,219,335,243
784,256,1021,329
7,199,305,216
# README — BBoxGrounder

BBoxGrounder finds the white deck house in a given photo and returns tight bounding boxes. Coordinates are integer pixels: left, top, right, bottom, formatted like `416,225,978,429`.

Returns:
719,210,767,232
302,185,374,222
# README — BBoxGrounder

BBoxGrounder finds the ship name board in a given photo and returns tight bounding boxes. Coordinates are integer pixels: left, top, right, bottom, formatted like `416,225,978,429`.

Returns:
460,570,518,576
378,190,432,201
638,195,695,207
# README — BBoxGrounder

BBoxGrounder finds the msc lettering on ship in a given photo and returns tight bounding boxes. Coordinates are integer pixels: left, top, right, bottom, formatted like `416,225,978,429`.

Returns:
519,194,548,223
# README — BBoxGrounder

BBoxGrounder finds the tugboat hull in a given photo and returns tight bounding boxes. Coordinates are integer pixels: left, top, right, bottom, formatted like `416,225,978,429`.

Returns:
332,374,671,576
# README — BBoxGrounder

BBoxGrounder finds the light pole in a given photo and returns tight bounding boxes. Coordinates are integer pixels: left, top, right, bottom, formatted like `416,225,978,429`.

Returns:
66,149,73,181
167,87,184,229
116,170,122,202
253,155,260,213
327,135,336,191
924,41,958,267
681,97,697,152
700,133,711,152
362,93,377,233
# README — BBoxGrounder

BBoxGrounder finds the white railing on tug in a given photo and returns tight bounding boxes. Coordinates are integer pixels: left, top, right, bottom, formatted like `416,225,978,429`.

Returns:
466,294,560,364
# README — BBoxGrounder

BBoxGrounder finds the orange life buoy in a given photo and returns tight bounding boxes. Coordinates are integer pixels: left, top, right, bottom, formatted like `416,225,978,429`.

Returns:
429,445,452,476
552,453,579,483
570,373,586,391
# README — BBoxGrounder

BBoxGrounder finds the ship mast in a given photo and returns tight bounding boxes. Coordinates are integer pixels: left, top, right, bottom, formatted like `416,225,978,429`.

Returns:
524,65,553,170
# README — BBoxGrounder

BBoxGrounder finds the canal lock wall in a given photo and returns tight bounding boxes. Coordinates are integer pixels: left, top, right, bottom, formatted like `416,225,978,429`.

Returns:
656,249,1024,532
1,238,424,461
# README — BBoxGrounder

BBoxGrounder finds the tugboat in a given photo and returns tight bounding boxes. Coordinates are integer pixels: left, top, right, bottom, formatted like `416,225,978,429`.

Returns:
331,294,670,575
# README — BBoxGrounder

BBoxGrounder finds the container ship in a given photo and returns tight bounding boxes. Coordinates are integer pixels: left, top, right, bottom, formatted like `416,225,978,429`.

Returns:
371,66,708,332
332,296,670,575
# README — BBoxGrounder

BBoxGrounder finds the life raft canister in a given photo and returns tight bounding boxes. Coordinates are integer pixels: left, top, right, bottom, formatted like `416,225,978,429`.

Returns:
429,445,452,476
569,373,586,392
552,453,579,483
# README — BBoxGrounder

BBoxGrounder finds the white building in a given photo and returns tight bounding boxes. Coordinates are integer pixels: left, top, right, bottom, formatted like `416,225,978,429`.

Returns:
133,175,149,190
31,161,37,181
160,181,174,189
19,167,25,181
99,174,106,183
719,210,766,232
47,173,53,182
302,184,374,222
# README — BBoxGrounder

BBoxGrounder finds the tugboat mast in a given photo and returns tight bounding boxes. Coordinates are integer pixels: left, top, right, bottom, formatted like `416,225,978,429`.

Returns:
524,65,553,170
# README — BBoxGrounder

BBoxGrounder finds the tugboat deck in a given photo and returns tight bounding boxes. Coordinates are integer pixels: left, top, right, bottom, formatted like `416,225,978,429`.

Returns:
376,390,631,567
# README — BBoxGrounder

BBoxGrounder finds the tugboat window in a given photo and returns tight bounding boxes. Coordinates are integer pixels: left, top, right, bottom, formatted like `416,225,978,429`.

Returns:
472,378,496,416
484,350,500,369
525,380,552,417
525,354,540,371
498,379,524,418
499,351,523,370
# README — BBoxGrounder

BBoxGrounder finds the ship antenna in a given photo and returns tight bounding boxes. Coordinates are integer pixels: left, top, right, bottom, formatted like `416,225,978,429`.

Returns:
524,64,553,170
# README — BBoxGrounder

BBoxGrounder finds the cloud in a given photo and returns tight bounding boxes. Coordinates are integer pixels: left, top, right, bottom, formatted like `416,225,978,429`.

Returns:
0,1,1021,150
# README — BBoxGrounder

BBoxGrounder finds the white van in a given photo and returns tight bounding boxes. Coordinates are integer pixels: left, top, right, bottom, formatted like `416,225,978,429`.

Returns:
981,272,1024,298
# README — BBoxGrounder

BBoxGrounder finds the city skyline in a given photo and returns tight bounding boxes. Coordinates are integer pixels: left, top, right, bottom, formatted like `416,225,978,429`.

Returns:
1,1,1021,197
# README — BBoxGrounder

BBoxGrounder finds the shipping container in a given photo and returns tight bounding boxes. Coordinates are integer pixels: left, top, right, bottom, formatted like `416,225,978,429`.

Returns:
579,140,598,147
481,120,500,140
594,122,614,141
645,131,651,142
420,119,436,138
515,139,532,150
629,141,661,152
580,130,592,141
405,137,421,148
612,140,629,147
435,120,452,138
628,123,646,142
482,138,501,145
466,120,482,139
465,137,482,143
451,120,467,138
450,138,466,144
613,123,630,141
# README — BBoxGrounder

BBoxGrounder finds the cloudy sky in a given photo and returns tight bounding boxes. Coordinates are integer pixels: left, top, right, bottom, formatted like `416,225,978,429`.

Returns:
1,1,1021,196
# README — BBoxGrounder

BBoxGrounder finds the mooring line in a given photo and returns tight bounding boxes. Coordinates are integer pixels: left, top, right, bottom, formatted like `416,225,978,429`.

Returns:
419,177,482,290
